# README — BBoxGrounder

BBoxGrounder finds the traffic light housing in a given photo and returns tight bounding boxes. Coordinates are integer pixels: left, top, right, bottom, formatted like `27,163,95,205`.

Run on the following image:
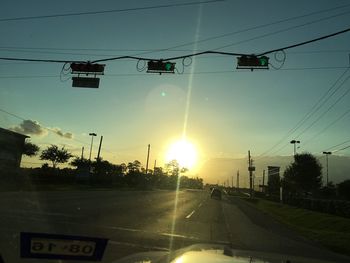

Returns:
237,55,269,70
70,62,105,88
147,60,175,74
70,63,105,75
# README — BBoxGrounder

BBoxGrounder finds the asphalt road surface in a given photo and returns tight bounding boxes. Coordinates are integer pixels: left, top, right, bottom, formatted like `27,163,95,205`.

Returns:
0,189,349,263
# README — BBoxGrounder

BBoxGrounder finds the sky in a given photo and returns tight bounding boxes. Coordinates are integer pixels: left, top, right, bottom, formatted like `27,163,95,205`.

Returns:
0,0,350,180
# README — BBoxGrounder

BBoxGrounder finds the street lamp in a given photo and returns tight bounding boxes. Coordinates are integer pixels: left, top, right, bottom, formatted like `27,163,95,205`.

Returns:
323,151,332,185
89,133,97,162
290,140,300,156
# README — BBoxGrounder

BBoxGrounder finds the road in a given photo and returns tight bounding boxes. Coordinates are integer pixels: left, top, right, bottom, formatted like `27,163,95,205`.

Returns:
0,189,349,262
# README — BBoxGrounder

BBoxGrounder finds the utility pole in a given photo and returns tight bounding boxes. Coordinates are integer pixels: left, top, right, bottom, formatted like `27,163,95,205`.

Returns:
97,136,103,161
323,151,332,185
81,146,84,159
153,159,157,171
248,151,255,198
262,170,265,186
236,170,239,189
232,175,233,188
145,144,150,174
290,140,300,156
88,133,97,162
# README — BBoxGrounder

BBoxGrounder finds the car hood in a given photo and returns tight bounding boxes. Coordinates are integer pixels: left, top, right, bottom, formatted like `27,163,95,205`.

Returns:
112,244,340,263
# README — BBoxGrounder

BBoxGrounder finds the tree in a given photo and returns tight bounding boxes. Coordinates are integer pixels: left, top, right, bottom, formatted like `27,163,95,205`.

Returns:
23,141,40,157
127,160,141,173
165,160,180,176
70,157,89,168
40,145,72,168
283,153,322,195
337,179,350,200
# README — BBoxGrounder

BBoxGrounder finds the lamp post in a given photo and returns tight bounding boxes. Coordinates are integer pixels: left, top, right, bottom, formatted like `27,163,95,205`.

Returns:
290,140,300,156
89,133,97,162
323,151,332,185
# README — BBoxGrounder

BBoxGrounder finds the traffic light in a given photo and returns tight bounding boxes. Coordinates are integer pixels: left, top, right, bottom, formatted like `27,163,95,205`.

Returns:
147,60,175,74
237,55,269,70
70,63,105,75
70,63,105,88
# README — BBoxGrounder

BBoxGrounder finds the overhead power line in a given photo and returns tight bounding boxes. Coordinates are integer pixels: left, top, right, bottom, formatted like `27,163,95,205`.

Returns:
0,66,348,79
256,68,350,158
215,9,350,51
130,3,350,56
0,0,224,22
303,108,350,146
296,75,350,138
324,139,350,152
259,27,350,56
333,145,350,153
0,108,88,146
1,25,350,65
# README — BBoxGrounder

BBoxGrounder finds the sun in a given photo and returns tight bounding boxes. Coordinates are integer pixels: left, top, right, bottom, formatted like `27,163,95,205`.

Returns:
165,139,198,169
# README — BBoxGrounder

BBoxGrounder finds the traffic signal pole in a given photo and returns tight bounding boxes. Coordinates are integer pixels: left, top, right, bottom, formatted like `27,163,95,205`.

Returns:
248,151,253,198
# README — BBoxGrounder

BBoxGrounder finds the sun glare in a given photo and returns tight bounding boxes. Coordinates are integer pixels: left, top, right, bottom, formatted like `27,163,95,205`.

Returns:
165,139,198,169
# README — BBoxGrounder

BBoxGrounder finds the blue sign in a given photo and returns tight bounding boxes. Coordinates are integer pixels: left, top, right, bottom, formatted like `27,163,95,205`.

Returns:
20,232,108,261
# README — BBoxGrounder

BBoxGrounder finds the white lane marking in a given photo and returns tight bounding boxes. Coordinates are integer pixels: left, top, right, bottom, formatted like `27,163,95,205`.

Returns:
198,202,203,208
185,210,196,219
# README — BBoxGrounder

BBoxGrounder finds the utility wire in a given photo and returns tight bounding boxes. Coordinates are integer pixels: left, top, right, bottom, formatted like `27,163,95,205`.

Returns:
267,74,350,156
291,69,350,137
324,139,350,152
0,108,118,156
0,108,88,147
127,4,350,57
333,145,350,153
1,26,350,64
215,10,350,51
303,108,350,146
0,66,348,79
0,0,224,22
259,27,350,56
296,75,350,138
256,68,350,158
0,57,82,63
0,1,347,62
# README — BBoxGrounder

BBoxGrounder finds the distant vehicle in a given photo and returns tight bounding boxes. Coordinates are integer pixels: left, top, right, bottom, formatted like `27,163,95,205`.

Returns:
210,188,222,200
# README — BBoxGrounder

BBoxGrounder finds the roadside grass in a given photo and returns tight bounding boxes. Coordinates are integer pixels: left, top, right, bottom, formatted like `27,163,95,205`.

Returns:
242,197,350,256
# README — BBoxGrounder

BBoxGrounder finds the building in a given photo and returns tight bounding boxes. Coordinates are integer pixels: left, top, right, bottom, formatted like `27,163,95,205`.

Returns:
0,127,29,170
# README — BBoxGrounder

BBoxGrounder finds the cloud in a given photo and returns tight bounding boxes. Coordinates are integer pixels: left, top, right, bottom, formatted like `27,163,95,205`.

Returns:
11,120,48,136
11,120,74,139
51,128,74,139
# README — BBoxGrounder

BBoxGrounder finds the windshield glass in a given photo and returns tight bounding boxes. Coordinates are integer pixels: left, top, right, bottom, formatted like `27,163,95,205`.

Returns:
1,1,350,263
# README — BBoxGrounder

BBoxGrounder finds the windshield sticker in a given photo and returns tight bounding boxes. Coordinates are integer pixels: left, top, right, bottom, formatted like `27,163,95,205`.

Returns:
20,232,108,261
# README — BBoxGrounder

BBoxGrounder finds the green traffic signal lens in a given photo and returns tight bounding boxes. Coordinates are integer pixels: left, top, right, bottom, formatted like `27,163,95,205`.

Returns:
165,63,172,71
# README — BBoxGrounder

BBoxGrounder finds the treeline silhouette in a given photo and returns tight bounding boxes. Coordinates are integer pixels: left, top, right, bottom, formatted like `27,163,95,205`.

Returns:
22,158,203,190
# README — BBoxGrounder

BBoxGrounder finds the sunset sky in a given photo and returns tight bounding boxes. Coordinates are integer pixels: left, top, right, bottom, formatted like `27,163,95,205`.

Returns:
1,0,350,178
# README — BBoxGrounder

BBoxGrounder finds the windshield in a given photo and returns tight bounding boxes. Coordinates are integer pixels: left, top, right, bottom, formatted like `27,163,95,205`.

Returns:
1,1,350,263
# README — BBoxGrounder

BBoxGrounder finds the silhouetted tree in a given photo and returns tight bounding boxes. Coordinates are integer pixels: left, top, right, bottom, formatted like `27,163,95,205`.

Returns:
337,179,350,200
23,141,40,157
40,145,72,169
70,157,89,168
165,160,180,176
318,181,336,199
283,153,322,195
127,160,141,173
